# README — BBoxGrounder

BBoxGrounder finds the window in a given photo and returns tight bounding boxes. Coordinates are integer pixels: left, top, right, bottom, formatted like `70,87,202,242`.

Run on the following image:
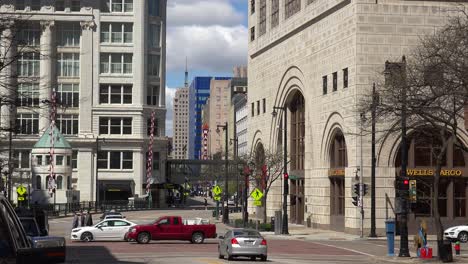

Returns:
71,0,80,11
100,84,132,104
17,23,40,46
330,132,347,168
72,150,78,169
13,150,30,168
67,176,71,189
271,0,279,28
262,98,266,113
36,155,43,166
114,221,130,226
100,53,132,74
56,176,63,189
322,75,327,95
36,175,41,189
18,53,40,77
343,68,348,88
148,55,160,76
97,151,133,169
99,117,132,135
146,151,160,170
57,53,80,77
107,0,133,13
147,118,159,136
173,217,179,225
16,114,39,134
17,83,40,107
251,0,255,14
291,94,305,170
251,102,254,117
56,114,78,135
332,72,338,92
57,23,80,47
147,85,160,105
56,156,63,166
257,100,260,115
101,23,133,44
57,83,79,107
250,27,255,42
285,0,301,19
258,0,266,36
149,0,159,16
16,0,25,10
148,24,161,48
55,0,65,11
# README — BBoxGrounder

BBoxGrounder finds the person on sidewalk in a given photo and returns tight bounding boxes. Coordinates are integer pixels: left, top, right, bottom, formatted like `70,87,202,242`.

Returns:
80,210,86,227
85,211,93,226
455,241,461,256
204,198,208,210
72,212,79,229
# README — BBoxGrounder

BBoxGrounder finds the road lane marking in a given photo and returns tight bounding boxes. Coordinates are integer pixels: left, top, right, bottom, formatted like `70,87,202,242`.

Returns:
197,258,223,264
313,242,376,257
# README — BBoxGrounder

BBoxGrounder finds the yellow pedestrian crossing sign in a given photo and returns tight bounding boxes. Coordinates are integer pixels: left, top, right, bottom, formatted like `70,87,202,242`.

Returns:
250,188,263,201
17,185,27,196
212,185,222,195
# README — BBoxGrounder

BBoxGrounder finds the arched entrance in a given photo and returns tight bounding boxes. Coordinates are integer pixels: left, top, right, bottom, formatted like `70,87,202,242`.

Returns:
329,129,348,231
394,131,468,231
288,92,305,225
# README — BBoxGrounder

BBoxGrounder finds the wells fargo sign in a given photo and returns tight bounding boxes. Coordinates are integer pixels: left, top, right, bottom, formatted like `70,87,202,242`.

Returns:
406,169,462,177
328,169,345,176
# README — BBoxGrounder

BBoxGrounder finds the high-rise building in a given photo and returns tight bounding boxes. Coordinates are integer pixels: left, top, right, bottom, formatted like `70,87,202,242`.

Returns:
248,0,468,233
0,1,168,204
173,88,189,159
188,77,230,160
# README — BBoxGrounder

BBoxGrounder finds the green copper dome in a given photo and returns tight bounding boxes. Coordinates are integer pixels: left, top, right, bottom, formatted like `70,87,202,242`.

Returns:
33,126,72,149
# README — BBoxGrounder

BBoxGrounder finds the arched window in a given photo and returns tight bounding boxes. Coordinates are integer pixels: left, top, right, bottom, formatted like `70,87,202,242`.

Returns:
290,93,305,171
45,176,51,190
36,175,42,190
56,176,63,190
330,132,348,168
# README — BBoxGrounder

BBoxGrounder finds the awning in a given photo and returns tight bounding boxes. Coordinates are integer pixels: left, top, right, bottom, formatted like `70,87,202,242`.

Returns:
100,181,132,193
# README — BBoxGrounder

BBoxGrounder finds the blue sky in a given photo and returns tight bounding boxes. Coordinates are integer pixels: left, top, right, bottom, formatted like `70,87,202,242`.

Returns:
165,0,248,136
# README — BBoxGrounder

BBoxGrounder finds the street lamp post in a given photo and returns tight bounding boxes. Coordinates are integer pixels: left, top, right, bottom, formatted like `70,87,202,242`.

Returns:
272,106,289,235
217,122,229,224
230,138,239,208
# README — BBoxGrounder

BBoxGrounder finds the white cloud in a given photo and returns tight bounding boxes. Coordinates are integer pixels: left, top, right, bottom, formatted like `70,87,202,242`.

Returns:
165,86,177,136
167,0,244,27
167,25,247,73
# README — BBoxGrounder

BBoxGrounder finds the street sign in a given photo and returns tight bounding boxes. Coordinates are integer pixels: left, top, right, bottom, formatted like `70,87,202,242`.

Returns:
17,185,27,196
212,185,222,195
254,200,262,206
250,188,264,201
214,195,221,201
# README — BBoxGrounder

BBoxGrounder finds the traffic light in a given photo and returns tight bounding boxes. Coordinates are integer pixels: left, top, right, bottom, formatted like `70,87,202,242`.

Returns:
409,180,417,203
284,172,288,180
353,183,360,197
352,196,359,207
397,177,410,191
362,184,368,196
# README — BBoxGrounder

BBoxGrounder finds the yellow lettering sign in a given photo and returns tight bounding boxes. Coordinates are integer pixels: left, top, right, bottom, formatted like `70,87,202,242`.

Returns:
406,169,462,177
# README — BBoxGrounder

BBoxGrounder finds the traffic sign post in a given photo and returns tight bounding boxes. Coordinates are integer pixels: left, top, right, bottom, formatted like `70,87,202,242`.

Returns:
250,188,264,201
16,185,27,206
212,185,223,220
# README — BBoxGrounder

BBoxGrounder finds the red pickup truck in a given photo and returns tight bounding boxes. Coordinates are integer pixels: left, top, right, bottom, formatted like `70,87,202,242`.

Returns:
125,216,217,244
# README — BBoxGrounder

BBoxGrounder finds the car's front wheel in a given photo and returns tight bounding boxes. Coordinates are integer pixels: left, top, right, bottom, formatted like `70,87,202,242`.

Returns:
458,231,468,243
136,232,151,244
80,232,93,242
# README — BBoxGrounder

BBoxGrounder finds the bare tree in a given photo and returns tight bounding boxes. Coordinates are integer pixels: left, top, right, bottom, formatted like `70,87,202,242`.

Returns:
239,148,284,224
359,11,468,259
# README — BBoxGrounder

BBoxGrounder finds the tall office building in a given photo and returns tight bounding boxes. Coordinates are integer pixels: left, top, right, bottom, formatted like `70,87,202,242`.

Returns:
173,88,189,159
0,0,168,204
188,77,230,160
248,0,468,233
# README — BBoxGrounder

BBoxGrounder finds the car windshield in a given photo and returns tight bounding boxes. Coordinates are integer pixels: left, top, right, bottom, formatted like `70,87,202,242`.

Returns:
20,218,40,237
233,230,261,238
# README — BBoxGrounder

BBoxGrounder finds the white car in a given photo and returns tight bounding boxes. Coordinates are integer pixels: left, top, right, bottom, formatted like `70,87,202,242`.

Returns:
444,225,468,242
71,219,136,242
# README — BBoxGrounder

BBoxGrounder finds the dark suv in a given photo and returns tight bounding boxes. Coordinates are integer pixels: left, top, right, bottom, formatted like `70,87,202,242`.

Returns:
0,194,65,264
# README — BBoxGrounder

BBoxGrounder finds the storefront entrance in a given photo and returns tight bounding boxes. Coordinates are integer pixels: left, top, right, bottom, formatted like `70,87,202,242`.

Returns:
99,180,133,201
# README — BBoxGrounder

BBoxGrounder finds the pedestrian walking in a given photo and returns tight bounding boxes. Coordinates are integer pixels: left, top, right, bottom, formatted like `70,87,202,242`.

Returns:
80,210,86,227
204,198,208,210
455,241,461,256
72,212,79,229
85,211,93,226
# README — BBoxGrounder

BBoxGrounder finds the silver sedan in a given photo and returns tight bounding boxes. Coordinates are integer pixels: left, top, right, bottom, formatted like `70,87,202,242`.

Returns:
218,229,267,261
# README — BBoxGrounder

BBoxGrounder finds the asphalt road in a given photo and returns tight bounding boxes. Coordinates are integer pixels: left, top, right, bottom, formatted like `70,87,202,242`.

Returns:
48,208,416,264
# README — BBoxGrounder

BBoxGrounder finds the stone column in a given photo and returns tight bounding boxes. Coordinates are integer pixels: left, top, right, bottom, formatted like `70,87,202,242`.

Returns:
0,21,17,133
79,20,96,136
39,21,55,133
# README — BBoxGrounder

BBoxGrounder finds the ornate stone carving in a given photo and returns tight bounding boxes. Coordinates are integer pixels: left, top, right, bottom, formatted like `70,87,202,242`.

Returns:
40,20,55,31
80,20,96,31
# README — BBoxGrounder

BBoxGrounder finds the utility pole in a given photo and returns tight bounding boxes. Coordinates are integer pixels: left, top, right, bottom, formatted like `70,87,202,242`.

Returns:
217,122,229,224
359,113,364,238
370,83,377,238
7,119,13,202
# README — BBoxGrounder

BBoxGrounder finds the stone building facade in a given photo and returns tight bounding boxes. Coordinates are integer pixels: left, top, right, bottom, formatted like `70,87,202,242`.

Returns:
248,0,468,234
0,0,168,204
